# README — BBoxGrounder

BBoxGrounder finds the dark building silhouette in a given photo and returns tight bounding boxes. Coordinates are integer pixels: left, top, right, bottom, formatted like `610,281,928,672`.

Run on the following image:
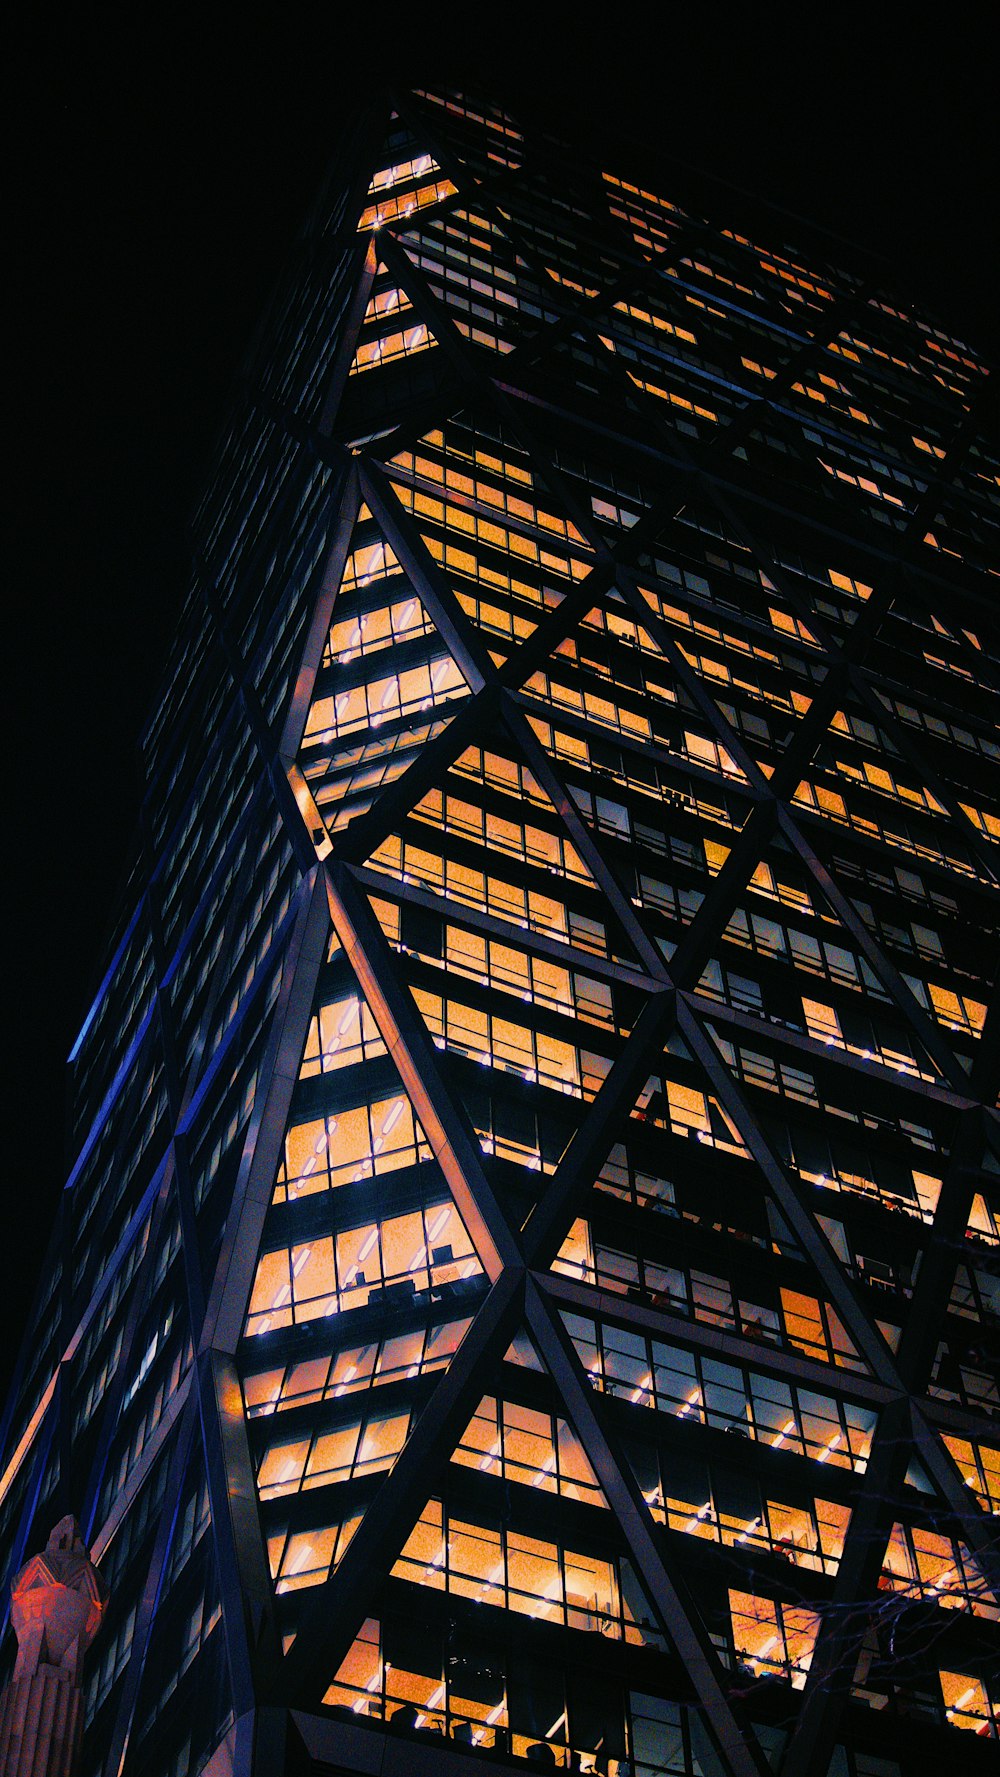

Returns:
1,85,998,1777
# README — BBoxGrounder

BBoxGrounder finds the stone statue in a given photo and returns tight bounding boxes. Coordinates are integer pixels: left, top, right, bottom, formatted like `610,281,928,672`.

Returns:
0,1516,107,1777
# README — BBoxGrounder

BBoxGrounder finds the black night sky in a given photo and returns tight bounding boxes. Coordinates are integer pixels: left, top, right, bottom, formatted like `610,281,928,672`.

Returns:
4,7,997,1392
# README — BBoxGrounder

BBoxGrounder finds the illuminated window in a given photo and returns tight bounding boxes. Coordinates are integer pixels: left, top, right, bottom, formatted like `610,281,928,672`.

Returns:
393,1500,663,1649
257,1407,410,1498
245,1200,481,1336
243,1318,472,1418
563,1312,876,1473
269,1516,361,1592
299,995,387,1077
358,176,457,233
453,1395,602,1502
939,1669,997,1736
729,1589,818,1687
303,652,468,743
274,1093,430,1202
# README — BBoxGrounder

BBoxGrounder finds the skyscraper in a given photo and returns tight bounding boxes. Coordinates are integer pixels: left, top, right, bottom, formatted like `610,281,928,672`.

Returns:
2,81,998,1777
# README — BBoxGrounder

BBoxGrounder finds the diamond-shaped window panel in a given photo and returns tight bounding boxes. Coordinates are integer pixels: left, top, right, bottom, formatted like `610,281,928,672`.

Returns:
295,509,473,837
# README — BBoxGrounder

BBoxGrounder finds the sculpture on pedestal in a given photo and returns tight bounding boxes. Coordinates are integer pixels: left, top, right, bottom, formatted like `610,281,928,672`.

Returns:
0,1516,106,1777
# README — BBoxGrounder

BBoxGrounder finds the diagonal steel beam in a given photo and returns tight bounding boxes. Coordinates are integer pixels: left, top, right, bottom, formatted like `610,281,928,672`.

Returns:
897,1109,984,1393
332,681,503,867
360,461,494,690
676,998,905,1390
502,692,671,981
779,1398,911,1777
102,1391,201,1777
542,1270,892,1410
349,859,664,997
277,463,361,769
525,1276,771,1777
204,868,332,1357
777,806,976,1097
196,870,333,1707
325,858,523,1278
908,1400,1000,1601
280,1266,525,1706
522,986,676,1268
667,800,780,994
